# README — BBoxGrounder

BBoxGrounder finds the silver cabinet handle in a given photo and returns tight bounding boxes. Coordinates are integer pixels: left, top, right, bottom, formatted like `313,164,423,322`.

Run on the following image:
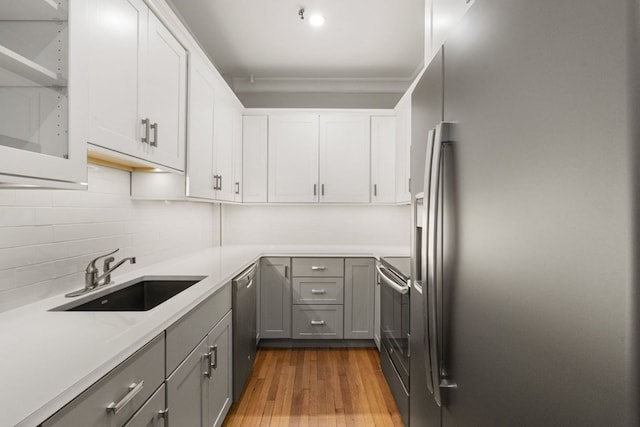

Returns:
158,408,169,427
321,184,325,196
374,184,378,197
203,351,212,378
311,320,325,325
218,175,223,191
311,289,326,294
235,182,240,194
211,345,218,370
313,184,317,196
246,278,254,289
106,381,144,414
150,122,158,147
310,266,326,271
284,265,289,279
141,118,150,144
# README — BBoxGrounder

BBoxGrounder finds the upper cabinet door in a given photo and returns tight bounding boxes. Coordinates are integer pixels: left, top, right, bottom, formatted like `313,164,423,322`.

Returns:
268,114,319,203
319,114,370,203
140,11,186,171
371,116,397,204
0,0,87,187
212,93,236,202
186,55,216,200
242,115,268,203
395,100,411,203
87,0,186,171
88,0,146,156
232,109,243,202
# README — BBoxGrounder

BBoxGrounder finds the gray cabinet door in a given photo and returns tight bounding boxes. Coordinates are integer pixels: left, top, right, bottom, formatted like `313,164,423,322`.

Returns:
344,258,375,339
260,257,291,338
167,337,207,427
206,311,233,427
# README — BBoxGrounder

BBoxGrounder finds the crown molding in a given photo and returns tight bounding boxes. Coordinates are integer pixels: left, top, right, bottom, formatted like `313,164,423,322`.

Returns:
230,76,413,94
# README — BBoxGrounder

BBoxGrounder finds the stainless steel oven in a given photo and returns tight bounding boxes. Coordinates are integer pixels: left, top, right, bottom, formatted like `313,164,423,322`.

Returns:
378,256,410,426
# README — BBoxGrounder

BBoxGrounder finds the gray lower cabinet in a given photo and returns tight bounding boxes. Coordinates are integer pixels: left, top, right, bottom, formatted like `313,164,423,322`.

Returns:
206,311,233,427
344,258,376,339
42,334,165,427
42,282,234,427
167,312,232,427
167,337,208,426
260,257,376,342
259,257,291,338
167,311,232,427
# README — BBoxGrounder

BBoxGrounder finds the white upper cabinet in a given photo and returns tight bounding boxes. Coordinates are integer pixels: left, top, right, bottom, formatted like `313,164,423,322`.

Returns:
395,98,411,203
268,114,319,203
319,114,370,203
242,116,268,203
185,54,242,203
87,0,145,156
87,0,186,171
139,10,186,170
212,91,242,202
0,0,87,187
370,116,397,203
186,54,216,200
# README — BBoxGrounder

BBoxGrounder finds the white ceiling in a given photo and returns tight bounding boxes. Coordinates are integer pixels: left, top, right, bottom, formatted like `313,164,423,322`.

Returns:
167,0,426,107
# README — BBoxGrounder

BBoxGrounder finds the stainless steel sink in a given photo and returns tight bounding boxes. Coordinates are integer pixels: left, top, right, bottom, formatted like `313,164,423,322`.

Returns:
52,276,206,312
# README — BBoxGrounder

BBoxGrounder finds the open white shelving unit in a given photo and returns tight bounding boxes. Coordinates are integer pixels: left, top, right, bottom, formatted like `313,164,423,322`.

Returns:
0,44,64,87
0,0,66,21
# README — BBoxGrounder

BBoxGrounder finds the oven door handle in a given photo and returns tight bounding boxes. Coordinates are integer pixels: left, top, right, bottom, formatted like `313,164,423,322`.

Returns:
376,264,409,295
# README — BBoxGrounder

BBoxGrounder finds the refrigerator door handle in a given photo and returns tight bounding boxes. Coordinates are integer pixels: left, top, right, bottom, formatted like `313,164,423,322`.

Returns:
428,121,457,407
422,128,436,395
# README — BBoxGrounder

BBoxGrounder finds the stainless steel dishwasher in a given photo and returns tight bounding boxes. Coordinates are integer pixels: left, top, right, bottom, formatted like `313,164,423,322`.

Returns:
232,263,257,402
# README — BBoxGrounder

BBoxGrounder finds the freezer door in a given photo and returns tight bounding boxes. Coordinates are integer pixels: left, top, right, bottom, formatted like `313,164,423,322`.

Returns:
440,0,633,425
410,48,444,427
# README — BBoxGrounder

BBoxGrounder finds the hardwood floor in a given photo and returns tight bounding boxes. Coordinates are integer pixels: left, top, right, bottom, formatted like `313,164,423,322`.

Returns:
223,347,403,426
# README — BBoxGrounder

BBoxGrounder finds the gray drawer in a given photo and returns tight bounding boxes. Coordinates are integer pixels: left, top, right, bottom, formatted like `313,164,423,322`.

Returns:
292,258,344,277
292,305,344,339
292,277,344,305
166,283,232,375
124,384,166,427
42,334,164,427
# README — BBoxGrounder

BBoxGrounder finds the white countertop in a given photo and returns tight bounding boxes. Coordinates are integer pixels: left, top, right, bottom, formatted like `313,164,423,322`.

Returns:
0,244,408,427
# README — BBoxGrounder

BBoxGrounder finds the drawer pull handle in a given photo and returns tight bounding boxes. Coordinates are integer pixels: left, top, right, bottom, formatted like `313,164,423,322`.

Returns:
311,320,325,326
311,289,326,294
106,381,144,414
311,266,326,271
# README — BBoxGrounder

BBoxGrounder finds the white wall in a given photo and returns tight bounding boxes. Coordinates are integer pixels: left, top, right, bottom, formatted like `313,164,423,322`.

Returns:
221,204,410,246
0,165,220,313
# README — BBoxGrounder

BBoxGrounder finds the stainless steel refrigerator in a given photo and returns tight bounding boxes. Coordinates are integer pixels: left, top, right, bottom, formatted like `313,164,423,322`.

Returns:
409,0,639,426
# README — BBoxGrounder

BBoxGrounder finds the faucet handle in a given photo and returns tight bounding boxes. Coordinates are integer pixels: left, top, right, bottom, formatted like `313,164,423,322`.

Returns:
86,249,119,273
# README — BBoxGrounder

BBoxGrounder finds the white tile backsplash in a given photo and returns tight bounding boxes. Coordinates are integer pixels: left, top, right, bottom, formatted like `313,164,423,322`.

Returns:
0,165,219,313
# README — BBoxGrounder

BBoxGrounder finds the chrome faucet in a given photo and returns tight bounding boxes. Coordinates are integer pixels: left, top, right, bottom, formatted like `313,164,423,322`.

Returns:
66,249,136,297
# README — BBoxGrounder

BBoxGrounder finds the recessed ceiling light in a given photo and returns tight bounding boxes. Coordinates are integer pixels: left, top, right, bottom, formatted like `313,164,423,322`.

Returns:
309,14,326,27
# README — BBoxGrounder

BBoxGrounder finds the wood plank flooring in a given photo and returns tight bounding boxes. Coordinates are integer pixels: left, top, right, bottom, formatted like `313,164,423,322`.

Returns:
223,348,403,427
